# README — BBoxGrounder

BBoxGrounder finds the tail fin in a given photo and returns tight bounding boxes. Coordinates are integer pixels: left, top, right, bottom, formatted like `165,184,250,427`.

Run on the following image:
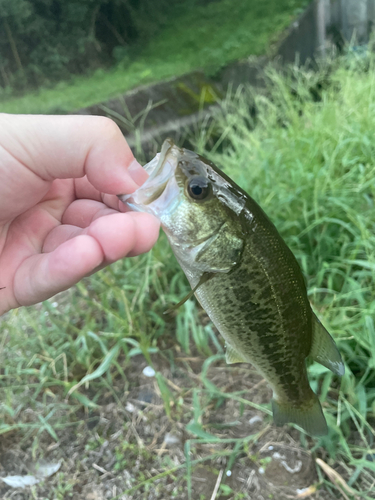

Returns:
272,393,328,436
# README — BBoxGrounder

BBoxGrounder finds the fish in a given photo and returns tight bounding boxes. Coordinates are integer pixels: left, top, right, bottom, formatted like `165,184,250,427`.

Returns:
119,139,344,436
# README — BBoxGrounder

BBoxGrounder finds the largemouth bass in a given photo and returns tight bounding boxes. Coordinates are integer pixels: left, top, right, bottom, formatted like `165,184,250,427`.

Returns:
119,139,344,436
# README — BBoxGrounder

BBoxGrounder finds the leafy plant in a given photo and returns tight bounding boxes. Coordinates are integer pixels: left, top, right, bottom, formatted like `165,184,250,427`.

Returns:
0,0,310,113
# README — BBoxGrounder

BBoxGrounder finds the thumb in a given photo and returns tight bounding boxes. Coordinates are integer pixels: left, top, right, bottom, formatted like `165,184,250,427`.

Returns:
0,114,144,195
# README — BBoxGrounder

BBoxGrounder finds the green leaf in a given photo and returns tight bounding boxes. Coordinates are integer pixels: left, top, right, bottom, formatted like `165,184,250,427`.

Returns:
67,343,121,396
185,422,217,441
38,414,58,442
220,484,233,495
155,372,173,418
351,459,375,473
80,343,121,384
365,316,375,367
343,259,375,271
69,391,99,409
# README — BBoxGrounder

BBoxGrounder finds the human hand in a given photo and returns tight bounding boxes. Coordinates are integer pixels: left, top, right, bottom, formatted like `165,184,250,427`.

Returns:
0,114,160,316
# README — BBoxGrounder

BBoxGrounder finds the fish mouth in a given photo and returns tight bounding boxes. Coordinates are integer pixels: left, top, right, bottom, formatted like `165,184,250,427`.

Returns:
118,139,181,217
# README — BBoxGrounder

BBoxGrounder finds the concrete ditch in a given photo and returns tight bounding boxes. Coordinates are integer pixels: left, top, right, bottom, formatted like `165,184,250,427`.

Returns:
76,0,375,158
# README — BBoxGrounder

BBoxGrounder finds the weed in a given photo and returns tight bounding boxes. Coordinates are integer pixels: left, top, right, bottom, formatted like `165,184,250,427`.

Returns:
0,0,309,114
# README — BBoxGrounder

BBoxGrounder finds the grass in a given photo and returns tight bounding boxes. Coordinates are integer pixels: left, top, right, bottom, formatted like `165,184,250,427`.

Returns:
1,51,375,498
0,0,309,115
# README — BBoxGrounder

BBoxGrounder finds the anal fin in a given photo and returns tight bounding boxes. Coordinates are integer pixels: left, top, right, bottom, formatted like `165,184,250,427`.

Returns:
310,314,345,376
225,344,247,364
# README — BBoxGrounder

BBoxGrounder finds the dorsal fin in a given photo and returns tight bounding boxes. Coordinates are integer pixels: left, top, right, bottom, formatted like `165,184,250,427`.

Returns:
310,314,344,376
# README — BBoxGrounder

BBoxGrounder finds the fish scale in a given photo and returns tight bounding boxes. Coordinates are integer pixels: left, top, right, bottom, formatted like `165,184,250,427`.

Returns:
190,225,313,405
120,138,345,436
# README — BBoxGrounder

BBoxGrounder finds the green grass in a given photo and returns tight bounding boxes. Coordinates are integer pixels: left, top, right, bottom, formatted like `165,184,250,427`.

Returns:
1,51,375,498
0,0,309,114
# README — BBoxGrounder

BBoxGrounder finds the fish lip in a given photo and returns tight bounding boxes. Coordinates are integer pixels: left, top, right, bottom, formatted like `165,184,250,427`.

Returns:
145,138,175,177
117,139,181,214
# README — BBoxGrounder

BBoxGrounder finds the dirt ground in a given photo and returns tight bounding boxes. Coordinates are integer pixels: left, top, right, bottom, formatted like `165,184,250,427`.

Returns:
0,342,344,500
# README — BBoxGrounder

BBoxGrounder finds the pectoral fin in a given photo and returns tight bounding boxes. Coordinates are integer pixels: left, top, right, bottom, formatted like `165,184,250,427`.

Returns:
310,314,345,376
164,272,214,314
225,344,247,364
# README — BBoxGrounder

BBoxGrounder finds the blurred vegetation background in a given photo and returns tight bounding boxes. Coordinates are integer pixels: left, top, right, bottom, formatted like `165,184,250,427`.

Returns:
0,0,309,113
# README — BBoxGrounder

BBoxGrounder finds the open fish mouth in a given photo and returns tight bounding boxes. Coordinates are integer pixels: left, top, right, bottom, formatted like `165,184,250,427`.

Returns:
118,139,181,218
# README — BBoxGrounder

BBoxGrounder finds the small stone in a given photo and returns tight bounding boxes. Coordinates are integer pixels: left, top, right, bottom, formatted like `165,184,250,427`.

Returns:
164,433,180,446
125,402,135,413
142,366,156,377
296,488,309,495
249,415,262,425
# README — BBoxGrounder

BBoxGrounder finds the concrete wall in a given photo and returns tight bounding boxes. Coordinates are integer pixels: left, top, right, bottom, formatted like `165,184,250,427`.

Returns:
324,0,375,45
277,1,320,64
278,0,375,63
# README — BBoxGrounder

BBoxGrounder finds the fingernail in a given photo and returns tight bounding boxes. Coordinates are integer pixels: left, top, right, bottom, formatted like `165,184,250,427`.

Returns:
128,159,149,186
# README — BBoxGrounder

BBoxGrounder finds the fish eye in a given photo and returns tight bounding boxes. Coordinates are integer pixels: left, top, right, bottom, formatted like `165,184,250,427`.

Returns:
186,177,212,201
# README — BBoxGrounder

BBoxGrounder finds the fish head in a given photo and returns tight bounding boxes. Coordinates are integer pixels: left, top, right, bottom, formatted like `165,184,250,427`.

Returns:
119,139,247,274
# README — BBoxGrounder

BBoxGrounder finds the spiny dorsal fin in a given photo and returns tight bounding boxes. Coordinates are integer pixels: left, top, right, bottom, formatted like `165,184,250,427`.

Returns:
310,314,345,376
225,343,247,364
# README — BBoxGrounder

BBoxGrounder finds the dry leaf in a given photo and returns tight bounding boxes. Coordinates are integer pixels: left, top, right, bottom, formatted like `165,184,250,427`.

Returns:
296,485,317,498
316,458,358,499
1,462,61,489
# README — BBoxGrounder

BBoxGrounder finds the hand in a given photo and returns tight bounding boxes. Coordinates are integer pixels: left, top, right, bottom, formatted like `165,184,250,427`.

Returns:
0,114,160,316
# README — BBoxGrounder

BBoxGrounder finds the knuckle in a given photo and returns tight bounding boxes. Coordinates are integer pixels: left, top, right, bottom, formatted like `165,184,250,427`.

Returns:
94,116,122,141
